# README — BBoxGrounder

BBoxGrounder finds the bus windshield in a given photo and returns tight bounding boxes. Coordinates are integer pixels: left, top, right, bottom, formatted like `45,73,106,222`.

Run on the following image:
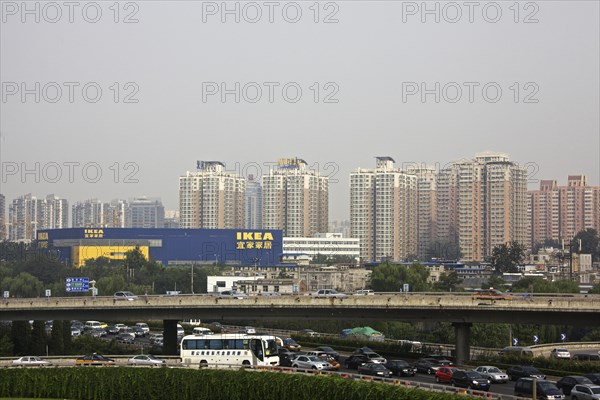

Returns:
264,339,277,357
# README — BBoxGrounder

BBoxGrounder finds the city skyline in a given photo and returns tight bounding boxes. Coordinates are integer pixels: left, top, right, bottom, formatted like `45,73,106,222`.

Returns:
1,2,598,223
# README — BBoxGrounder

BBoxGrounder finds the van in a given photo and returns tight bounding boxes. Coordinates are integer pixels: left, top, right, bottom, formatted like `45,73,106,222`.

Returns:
501,346,534,357
192,327,213,335
134,323,150,334
514,378,565,399
84,321,102,330
183,319,202,326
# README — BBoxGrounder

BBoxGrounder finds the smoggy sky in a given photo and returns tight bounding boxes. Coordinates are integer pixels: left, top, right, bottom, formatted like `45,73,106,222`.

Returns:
1,1,598,221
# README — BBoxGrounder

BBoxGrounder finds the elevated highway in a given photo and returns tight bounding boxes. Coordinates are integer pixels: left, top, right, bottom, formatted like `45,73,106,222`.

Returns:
3,292,599,364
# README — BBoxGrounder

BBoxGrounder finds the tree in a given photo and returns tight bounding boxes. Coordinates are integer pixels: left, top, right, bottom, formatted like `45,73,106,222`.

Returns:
369,262,431,292
482,276,508,291
2,272,44,297
30,321,47,355
11,321,30,356
48,320,64,355
489,241,526,274
572,228,600,261
432,271,462,292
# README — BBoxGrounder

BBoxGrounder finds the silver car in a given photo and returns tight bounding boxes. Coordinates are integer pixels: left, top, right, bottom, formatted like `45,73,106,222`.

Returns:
12,356,52,367
474,365,509,383
570,384,600,400
291,355,331,370
128,355,166,367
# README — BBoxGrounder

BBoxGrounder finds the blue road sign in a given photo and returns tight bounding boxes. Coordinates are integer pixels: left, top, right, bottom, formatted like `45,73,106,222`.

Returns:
560,333,566,341
513,338,519,346
533,335,539,344
66,277,90,293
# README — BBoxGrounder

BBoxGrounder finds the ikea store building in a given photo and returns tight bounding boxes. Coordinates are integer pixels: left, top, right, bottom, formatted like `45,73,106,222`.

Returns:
36,228,283,267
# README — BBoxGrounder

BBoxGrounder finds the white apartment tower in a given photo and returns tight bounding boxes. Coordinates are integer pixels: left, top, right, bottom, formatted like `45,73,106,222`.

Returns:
0,193,5,240
245,174,263,230
179,161,245,229
350,157,418,262
72,199,127,228
437,152,528,261
262,158,328,237
9,193,69,241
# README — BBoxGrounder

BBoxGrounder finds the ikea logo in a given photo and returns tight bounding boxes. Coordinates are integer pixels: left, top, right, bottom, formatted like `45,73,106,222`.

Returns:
37,232,48,240
84,229,104,238
236,232,273,241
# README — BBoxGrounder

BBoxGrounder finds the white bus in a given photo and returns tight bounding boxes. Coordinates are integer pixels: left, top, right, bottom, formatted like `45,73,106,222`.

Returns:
180,333,279,368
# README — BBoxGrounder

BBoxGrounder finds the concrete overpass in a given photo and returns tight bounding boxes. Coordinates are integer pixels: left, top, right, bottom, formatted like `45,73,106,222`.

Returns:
2,293,599,364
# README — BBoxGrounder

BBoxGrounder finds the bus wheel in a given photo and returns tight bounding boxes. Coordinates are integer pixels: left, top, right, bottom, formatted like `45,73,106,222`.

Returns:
242,360,251,368
200,360,208,368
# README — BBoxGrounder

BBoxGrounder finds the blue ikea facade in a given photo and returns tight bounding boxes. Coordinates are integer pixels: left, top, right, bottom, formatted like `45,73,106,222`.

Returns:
36,228,283,267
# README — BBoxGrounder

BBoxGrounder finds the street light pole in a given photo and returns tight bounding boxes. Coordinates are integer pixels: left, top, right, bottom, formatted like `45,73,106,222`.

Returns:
191,262,194,295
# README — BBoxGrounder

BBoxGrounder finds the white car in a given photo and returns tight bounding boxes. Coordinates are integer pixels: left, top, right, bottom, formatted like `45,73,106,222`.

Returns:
312,289,347,298
291,355,331,370
127,354,166,367
474,366,509,383
114,291,138,301
218,291,249,299
12,356,52,367
550,348,571,359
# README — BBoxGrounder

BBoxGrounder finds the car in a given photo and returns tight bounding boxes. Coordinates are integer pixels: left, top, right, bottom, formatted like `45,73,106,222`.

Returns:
345,353,371,369
573,353,600,361
358,362,393,378
501,346,534,358
353,289,375,295
306,351,340,370
134,323,150,334
114,291,138,301
117,333,135,344
291,355,331,370
277,348,296,367
472,288,511,301
70,327,81,336
86,327,107,338
283,338,301,352
451,370,490,391
75,353,116,366
218,290,249,299
506,365,545,381
244,326,256,334
106,325,120,335
570,384,600,400
585,374,600,385
300,329,319,337
474,366,509,383
361,351,386,364
414,357,449,374
435,366,461,383
426,354,453,365
556,376,594,395
131,326,146,337
12,356,52,367
314,346,340,361
550,348,571,359
312,289,347,298
385,360,417,377
127,354,166,367
514,377,565,400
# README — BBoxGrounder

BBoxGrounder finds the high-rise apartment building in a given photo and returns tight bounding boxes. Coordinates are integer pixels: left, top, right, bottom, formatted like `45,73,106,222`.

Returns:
245,174,262,230
262,158,328,237
406,165,438,260
126,197,165,228
350,157,417,262
437,152,528,261
529,175,600,247
72,199,127,228
179,161,245,229
0,193,5,240
8,193,69,241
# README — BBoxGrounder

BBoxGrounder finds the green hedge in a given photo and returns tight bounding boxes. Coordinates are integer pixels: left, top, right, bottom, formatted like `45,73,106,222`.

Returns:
471,354,600,376
0,368,482,400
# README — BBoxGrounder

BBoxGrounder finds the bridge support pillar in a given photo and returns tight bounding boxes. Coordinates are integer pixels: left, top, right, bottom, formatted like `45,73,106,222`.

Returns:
163,319,178,355
452,322,472,365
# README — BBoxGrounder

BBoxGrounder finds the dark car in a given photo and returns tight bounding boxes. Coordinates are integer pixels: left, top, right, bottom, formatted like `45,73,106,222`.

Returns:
357,362,392,378
584,373,600,385
507,365,546,381
572,353,600,362
385,359,417,377
282,338,301,352
75,354,115,366
556,375,593,395
315,346,340,361
277,348,296,367
514,378,565,399
345,354,371,369
451,370,490,391
414,357,449,375
426,354,454,365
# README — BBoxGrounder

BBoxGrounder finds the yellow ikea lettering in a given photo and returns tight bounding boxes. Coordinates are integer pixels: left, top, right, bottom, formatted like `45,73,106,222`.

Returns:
263,232,273,241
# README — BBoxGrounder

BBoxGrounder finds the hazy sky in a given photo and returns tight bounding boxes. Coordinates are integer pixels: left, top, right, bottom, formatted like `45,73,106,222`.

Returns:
1,1,599,221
